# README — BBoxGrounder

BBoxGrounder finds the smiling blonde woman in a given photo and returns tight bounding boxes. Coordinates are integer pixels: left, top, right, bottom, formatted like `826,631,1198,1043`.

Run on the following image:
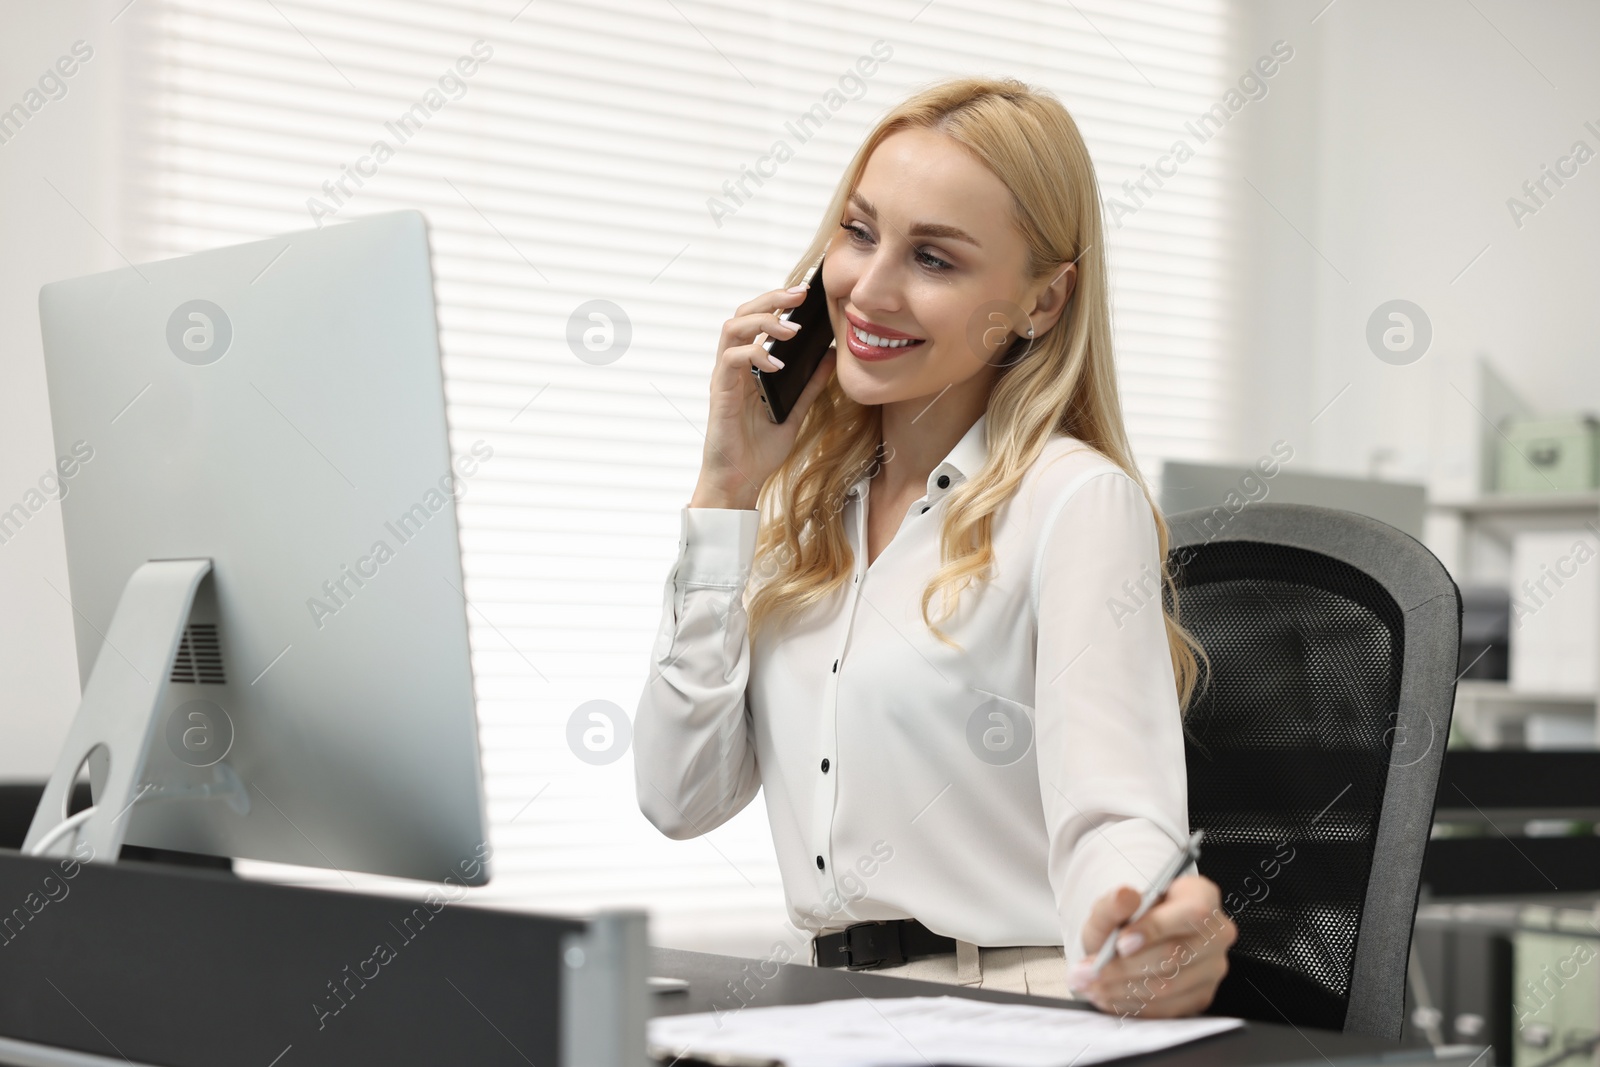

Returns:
634,75,1236,1018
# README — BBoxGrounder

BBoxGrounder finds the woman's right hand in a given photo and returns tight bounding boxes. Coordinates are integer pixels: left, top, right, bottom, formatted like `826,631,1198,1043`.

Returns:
688,281,838,511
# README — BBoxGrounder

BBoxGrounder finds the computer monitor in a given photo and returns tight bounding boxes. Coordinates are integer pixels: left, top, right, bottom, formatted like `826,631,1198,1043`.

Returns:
29,210,490,885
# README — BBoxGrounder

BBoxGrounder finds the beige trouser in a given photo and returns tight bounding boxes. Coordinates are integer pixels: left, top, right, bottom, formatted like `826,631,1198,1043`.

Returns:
815,939,1085,1002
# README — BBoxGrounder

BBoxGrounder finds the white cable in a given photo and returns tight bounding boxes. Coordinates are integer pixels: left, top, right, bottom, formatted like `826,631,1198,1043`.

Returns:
28,805,97,857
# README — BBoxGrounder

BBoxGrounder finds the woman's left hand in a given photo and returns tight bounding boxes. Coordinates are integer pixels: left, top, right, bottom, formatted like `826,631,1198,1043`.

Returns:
1066,874,1237,1017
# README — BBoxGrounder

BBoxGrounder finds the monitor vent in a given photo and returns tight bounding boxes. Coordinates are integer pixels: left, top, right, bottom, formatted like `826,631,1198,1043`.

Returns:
170,624,226,685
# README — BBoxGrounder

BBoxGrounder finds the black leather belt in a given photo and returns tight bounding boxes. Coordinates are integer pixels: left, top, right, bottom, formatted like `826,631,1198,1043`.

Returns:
814,919,957,971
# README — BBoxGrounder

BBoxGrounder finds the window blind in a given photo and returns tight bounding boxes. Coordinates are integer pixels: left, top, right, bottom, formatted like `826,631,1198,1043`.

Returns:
121,0,1236,954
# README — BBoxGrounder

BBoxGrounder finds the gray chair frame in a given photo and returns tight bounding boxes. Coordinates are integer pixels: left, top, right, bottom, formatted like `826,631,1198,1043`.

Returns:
1166,502,1461,1039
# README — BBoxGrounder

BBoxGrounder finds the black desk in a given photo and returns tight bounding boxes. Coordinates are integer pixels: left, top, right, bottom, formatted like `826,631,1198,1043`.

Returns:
0,833,1482,1067
649,948,1478,1067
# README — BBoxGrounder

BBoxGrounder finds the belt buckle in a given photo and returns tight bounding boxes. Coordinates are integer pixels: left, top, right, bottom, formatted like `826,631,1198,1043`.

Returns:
844,921,905,971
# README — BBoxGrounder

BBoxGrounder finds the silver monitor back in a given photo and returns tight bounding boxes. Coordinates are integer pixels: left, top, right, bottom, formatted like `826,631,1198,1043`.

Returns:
37,209,490,884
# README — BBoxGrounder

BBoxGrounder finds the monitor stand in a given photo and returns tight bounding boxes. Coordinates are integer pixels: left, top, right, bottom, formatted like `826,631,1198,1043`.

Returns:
22,558,217,863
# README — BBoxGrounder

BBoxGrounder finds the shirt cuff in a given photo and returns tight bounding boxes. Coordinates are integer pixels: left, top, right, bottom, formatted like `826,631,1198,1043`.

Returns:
677,507,759,587
1061,823,1191,970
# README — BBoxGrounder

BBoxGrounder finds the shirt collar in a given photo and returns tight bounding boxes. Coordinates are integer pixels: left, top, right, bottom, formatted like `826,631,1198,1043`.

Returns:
847,413,988,501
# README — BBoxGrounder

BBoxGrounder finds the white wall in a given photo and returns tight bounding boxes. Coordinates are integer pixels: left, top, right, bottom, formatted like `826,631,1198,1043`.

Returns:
1232,0,1600,480
0,0,134,779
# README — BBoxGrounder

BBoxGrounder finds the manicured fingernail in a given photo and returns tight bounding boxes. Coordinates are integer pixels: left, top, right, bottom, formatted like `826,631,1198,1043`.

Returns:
782,319,802,330
1067,961,1095,990
1116,932,1144,956
767,356,785,369
787,283,809,292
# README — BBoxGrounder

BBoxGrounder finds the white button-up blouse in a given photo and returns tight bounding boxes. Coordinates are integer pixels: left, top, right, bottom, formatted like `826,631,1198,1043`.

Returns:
634,413,1192,968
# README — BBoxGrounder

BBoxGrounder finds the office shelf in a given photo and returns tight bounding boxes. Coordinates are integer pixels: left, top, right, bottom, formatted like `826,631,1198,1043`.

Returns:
1430,491,1600,518
1452,683,1596,749
1432,490,1600,749
1455,681,1595,705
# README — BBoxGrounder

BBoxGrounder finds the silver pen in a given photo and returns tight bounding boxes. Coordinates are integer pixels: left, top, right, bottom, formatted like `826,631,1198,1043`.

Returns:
1088,829,1204,976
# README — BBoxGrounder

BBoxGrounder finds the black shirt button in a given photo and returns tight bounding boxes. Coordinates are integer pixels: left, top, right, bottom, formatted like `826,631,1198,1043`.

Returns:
921,506,930,514
816,855,825,870
937,474,950,489
821,758,830,773
832,659,838,672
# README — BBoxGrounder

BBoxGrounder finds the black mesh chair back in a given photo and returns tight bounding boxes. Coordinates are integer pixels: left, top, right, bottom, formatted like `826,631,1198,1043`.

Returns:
1166,503,1460,1038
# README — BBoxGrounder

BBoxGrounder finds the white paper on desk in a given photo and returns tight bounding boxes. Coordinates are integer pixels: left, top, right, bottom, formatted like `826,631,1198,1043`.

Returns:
648,995,1244,1067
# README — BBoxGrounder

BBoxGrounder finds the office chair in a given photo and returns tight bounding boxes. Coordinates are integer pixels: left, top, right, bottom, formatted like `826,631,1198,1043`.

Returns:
1165,502,1461,1039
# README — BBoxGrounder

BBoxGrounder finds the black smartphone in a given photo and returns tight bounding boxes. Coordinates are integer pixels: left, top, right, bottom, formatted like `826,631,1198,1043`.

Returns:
754,256,834,424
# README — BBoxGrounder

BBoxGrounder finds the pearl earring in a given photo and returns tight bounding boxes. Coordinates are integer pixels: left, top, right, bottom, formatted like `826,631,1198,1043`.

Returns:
1025,326,1034,338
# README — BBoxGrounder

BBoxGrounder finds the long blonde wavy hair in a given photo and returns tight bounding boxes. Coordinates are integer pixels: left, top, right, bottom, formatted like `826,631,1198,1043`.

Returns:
744,75,1205,711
